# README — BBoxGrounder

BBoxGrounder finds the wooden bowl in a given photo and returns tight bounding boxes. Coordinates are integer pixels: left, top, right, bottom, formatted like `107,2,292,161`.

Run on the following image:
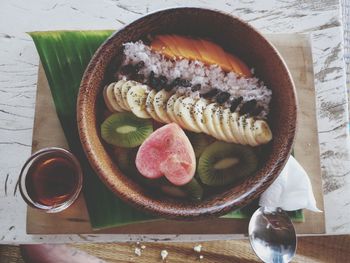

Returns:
77,7,297,220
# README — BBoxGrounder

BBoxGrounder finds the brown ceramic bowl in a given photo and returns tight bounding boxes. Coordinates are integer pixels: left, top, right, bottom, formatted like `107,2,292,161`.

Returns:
77,7,297,220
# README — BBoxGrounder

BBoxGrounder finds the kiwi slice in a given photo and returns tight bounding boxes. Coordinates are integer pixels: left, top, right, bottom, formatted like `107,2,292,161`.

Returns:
160,178,204,201
101,112,153,147
181,178,204,201
113,147,138,174
198,141,258,186
187,132,214,159
113,146,162,189
160,184,189,198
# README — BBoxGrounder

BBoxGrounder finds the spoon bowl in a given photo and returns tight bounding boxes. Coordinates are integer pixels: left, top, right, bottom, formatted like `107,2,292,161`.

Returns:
248,207,297,263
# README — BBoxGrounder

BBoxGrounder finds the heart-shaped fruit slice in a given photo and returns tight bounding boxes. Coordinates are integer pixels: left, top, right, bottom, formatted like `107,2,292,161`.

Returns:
135,123,196,185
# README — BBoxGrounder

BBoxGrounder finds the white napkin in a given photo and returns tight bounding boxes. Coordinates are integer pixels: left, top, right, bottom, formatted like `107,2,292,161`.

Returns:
259,156,321,212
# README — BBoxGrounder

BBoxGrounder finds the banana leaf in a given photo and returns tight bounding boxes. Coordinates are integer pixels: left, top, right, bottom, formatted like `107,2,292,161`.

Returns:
29,30,303,229
30,30,156,229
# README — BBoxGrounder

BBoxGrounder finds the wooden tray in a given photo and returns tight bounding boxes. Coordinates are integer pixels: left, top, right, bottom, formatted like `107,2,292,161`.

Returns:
27,34,325,235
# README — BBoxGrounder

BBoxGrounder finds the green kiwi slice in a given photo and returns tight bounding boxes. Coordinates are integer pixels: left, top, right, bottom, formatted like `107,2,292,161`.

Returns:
187,132,215,159
198,141,258,186
113,147,138,174
101,112,153,147
160,178,204,201
181,177,204,201
113,146,162,189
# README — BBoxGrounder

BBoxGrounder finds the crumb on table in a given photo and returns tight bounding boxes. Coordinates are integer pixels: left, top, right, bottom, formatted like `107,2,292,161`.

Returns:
161,250,168,260
194,244,202,253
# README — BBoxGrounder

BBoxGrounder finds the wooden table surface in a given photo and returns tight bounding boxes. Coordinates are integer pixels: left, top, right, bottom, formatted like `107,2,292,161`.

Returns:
0,0,349,243
2,236,350,262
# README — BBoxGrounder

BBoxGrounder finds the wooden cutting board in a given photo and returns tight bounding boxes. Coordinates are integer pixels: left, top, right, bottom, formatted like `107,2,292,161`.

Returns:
27,34,325,235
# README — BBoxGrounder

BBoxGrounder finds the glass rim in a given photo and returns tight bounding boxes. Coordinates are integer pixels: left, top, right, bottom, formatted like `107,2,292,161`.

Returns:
18,147,83,213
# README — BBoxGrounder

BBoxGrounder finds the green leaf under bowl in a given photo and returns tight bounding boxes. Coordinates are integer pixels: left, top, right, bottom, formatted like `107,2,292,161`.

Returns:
30,30,156,229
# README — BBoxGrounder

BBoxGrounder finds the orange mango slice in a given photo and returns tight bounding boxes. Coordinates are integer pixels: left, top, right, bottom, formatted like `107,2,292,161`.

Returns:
150,38,175,58
172,36,200,60
199,39,232,72
227,54,252,77
228,54,252,77
150,35,251,77
157,35,183,58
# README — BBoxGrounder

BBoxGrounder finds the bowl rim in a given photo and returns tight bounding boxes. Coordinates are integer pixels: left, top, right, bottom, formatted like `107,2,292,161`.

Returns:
77,7,297,220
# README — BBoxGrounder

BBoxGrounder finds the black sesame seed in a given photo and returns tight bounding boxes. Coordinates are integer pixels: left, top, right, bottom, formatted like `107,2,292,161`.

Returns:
201,88,219,99
230,96,243,112
216,92,231,104
240,99,257,115
191,84,201,92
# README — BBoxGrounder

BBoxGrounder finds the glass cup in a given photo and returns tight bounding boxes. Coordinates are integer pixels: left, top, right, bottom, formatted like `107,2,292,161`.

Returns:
19,147,83,213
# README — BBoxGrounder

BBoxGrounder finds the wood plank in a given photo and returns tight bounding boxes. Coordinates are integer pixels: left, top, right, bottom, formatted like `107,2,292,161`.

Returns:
27,34,325,235
71,235,350,262
4,235,350,262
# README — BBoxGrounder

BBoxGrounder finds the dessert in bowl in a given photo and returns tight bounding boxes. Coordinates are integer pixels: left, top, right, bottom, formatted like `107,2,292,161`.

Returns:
77,7,297,219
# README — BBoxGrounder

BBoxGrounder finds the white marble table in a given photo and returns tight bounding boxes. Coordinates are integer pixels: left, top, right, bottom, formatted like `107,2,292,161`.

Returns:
0,0,349,244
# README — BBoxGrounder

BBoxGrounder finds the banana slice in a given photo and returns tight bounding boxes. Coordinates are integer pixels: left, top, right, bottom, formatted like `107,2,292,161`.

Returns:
213,107,229,141
229,112,246,145
238,116,250,145
193,98,210,134
166,93,181,123
252,120,273,144
153,89,173,123
114,80,128,110
177,97,201,133
174,96,187,128
203,103,220,140
121,80,137,110
126,85,151,119
103,83,124,112
244,117,259,146
221,108,238,143
145,89,163,122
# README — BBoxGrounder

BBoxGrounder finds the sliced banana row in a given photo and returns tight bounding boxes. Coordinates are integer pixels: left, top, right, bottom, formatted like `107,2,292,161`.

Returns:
103,80,272,146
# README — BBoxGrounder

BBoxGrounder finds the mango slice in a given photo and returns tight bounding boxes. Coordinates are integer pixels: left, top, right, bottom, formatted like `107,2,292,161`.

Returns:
150,38,175,58
150,34,251,77
157,35,183,58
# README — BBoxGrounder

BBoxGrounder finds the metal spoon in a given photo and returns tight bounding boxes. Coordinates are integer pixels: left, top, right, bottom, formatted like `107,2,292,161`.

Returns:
248,207,297,263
